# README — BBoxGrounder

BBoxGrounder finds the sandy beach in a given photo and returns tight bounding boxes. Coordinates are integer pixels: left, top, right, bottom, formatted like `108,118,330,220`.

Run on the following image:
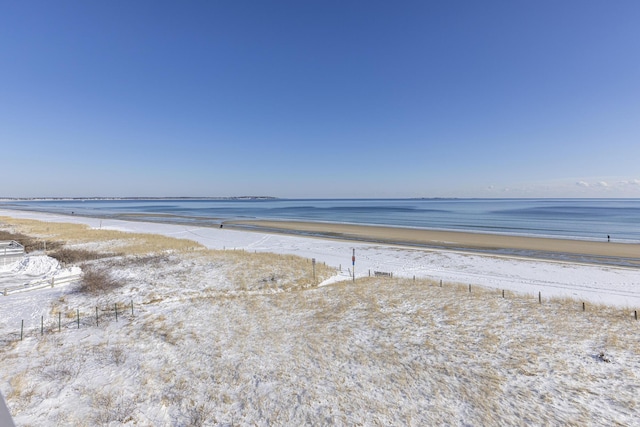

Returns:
227,219,640,266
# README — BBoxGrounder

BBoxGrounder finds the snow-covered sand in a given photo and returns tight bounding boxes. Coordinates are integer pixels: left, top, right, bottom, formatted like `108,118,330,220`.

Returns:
1,210,639,425
2,209,639,307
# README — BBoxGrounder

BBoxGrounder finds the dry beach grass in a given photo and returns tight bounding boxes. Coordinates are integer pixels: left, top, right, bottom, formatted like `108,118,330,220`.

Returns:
0,216,203,255
1,217,639,425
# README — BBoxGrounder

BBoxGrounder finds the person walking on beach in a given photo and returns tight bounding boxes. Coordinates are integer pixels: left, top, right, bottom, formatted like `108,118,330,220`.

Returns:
607,235,610,242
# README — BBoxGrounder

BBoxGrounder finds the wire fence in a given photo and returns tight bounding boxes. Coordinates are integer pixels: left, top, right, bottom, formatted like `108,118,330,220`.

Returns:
2,277,637,346
2,300,137,344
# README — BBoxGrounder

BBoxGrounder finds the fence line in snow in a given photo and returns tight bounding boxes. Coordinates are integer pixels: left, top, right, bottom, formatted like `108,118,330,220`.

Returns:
3,273,82,296
0,240,24,268
8,300,137,342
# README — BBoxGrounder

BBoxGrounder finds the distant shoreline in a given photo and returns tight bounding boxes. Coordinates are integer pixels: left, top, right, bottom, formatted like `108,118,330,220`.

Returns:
0,196,278,201
1,197,557,202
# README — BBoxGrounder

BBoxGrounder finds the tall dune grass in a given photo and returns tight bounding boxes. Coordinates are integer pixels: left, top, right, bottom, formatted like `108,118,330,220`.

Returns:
0,216,204,255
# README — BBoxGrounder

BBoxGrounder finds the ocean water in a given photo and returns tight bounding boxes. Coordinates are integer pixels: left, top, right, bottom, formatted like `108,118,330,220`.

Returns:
2,198,640,243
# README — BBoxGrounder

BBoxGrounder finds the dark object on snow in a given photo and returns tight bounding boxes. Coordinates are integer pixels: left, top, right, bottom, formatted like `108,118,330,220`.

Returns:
0,392,15,427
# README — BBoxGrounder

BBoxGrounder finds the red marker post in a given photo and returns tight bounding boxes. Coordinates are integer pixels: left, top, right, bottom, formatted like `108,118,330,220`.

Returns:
352,249,355,282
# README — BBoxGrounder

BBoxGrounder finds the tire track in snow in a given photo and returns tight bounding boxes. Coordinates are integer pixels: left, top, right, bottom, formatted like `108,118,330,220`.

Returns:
246,235,272,249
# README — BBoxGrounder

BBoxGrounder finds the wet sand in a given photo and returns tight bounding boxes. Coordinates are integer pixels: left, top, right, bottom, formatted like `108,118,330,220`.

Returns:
227,220,640,266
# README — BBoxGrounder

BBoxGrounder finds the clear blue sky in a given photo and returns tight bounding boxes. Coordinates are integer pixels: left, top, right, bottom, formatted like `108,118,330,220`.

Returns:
1,1,639,198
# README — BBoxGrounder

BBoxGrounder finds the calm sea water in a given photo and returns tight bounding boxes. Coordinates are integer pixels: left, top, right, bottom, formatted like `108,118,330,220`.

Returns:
2,198,640,243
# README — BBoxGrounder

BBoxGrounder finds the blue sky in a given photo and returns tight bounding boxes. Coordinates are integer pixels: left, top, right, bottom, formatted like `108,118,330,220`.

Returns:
1,1,639,198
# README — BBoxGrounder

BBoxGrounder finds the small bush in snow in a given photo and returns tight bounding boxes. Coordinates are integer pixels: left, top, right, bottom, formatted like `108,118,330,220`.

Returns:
93,391,135,425
111,344,127,366
77,267,122,295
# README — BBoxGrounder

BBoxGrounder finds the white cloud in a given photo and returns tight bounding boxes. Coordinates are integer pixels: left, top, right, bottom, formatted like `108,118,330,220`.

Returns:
470,176,640,198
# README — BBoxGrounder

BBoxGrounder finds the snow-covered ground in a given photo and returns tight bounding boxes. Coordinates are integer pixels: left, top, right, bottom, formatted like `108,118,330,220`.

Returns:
0,255,81,295
2,209,639,307
1,210,639,425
